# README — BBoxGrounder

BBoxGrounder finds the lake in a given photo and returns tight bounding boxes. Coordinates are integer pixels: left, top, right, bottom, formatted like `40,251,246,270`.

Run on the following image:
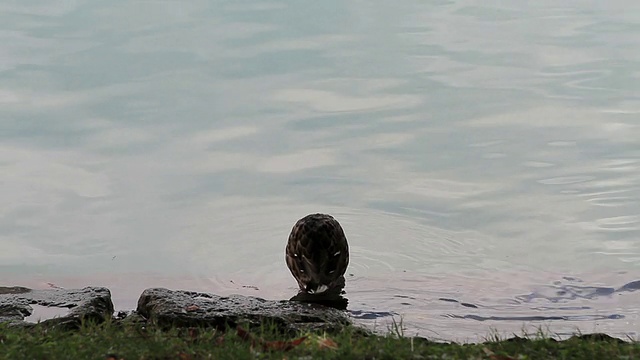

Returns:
1,0,639,342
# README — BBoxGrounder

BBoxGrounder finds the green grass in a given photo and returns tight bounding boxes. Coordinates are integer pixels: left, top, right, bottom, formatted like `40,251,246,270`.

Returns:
0,319,638,360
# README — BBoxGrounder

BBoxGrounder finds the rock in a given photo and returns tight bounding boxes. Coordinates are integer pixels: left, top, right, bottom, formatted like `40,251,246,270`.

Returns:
0,287,31,295
137,288,351,334
571,333,626,344
0,286,114,329
114,310,148,327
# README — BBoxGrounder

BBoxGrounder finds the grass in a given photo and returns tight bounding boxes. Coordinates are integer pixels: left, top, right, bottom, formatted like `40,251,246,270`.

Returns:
0,318,638,360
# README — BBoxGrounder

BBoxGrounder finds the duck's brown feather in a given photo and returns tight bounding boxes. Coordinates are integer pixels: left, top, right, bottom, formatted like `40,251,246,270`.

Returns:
285,213,349,296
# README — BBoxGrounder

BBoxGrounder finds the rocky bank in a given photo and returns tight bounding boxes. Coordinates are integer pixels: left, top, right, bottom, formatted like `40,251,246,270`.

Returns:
0,286,352,334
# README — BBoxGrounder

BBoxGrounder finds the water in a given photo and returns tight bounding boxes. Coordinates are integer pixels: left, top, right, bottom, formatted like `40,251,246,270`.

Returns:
1,0,639,341
24,304,70,324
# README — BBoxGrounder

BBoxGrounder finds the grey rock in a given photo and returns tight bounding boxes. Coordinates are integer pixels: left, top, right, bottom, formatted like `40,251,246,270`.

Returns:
137,288,351,333
0,286,114,329
114,310,148,327
0,287,31,295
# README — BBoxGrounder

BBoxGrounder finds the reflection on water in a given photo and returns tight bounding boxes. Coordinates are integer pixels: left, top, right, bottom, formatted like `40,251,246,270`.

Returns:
1,0,639,341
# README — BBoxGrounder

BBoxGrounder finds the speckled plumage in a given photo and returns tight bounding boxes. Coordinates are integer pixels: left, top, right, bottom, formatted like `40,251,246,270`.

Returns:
285,213,349,297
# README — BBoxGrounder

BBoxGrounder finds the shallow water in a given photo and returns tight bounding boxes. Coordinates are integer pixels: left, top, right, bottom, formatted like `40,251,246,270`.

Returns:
24,304,70,324
1,0,639,341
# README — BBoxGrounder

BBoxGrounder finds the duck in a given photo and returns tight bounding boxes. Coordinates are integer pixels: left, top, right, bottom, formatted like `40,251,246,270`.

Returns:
285,213,349,299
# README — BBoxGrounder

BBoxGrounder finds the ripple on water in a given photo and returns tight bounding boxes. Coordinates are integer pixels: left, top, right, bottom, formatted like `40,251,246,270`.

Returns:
577,216,640,232
538,175,596,185
587,195,635,207
347,271,640,341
